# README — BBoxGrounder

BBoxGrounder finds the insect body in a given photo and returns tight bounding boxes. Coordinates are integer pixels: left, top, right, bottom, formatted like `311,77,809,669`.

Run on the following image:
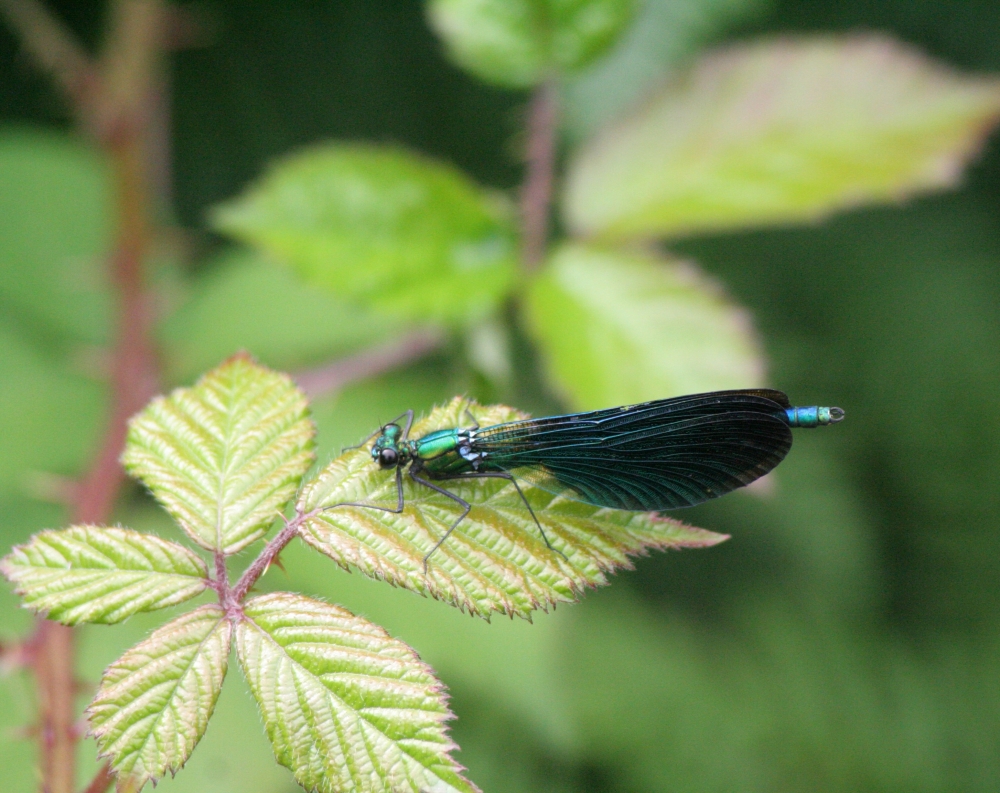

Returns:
335,389,844,569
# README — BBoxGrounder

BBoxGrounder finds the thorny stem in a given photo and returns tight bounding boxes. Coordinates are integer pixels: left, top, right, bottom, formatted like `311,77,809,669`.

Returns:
520,77,559,272
2,3,163,793
0,0,99,130
79,764,115,793
231,510,320,605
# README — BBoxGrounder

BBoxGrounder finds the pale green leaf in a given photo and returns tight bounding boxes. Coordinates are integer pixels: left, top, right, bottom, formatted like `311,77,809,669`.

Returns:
210,143,517,324
236,592,477,793
563,35,1000,239
298,398,727,619
0,526,208,625
562,0,770,142
427,0,637,88
87,605,231,789
525,243,763,410
123,355,315,554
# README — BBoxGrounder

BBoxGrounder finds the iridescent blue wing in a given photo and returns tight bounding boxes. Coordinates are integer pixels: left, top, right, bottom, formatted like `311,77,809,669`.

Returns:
472,390,793,510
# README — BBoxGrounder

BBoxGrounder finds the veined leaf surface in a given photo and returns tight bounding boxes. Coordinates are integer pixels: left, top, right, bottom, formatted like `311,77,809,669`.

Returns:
563,35,1000,238
0,526,208,625
526,243,763,410
427,0,636,88
87,605,231,789
210,144,517,324
298,398,727,619
123,355,315,554
236,592,477,793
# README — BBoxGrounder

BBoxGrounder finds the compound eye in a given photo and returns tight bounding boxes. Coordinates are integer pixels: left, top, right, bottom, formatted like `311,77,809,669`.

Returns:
378,448,398,468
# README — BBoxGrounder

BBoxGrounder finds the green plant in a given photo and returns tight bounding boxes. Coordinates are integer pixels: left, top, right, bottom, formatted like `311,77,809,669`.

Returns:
3,354,724,792
2,1,1000,792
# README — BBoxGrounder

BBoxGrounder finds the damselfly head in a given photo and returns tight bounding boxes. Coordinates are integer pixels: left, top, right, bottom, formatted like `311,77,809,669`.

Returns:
372,423,404,469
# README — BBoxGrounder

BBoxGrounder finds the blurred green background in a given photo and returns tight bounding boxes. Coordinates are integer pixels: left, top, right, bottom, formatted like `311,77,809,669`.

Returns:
2,1,1000,792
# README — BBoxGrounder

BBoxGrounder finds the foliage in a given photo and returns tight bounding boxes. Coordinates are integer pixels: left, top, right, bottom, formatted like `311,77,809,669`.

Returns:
563,35,1000,238
210,144,519,324
0,355,723,791
3,1,1000,792
299,397,724,618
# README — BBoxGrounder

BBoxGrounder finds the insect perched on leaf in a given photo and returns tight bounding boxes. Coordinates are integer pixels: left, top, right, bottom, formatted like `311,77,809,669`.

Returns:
329,390,844,570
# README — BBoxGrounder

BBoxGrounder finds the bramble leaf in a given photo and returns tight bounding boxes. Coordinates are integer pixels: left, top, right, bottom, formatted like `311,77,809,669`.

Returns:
563,35,1000,239
236,592,477,793
87,605,231,789
297,398,727,619
563,0,770,141
210,143,517,324
427,0,637,89
0,526,207,625
123,355,315,554
526,243,763,410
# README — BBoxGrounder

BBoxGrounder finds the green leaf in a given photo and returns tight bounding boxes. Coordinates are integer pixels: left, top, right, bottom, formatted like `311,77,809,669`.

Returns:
0,128,112,348
236,592,477,793
159,249,392,385
562,35,1000,239
525,243,763,410
427,0,637,88
562,0,770,142
0,526,208,625
87,605,231,789
123,355,315,554
210,143,517,324
297,398,727,619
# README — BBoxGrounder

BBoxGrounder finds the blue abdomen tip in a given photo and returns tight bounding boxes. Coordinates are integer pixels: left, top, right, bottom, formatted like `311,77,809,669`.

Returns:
785,406,845,428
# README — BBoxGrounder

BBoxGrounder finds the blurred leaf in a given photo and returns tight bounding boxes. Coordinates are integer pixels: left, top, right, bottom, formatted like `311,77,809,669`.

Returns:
298,397,726,619
0,526,208,625
123,356,315,554
563,35,1000,239
210,143,517,324
87,605,231,789
563,0,770,141
160,249,391,385
525,243,763,410
235,592,477,793
0,128,112,348
0,321,105,491
427,0,637,88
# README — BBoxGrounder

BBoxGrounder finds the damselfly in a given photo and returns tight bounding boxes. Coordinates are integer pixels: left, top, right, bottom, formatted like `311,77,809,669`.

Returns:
332,390,843,568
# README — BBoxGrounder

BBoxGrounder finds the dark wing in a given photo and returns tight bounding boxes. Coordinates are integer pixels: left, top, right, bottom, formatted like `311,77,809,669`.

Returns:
472,390,793,510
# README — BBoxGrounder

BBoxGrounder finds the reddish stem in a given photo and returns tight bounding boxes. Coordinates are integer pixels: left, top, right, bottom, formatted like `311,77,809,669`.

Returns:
520,78,559,272
294,328,443,400
80,763,114,793
231,512,317,605
3,6,162,791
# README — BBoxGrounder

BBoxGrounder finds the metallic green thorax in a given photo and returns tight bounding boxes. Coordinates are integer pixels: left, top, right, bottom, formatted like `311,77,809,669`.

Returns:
372,426,483,476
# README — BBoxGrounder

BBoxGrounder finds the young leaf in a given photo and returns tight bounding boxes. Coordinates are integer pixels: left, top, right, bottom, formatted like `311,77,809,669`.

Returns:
236,592,477,793
427,0,637,88
210,143,517,324
87,605,231,789
0,526,208,625
297,398,727,619
123,355,315,554
563,0,770,141
525,243,763,410
563,35,1000,239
